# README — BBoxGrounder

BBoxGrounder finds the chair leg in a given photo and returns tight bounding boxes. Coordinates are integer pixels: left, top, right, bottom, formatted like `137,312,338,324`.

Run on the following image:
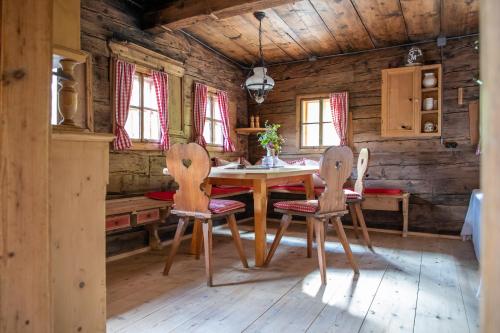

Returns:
191,218,203,260
163,217,189,275
332,216,359,274
348,203,359,238
314,218,327,285
354,203,372,249
227,214,249,268
265,214,292,266
202,219,214,287
306,218,314,258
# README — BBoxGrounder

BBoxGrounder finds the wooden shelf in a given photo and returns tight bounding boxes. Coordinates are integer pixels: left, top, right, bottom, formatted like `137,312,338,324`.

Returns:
420,110,439,114
235,127,265,135
422,87,439,92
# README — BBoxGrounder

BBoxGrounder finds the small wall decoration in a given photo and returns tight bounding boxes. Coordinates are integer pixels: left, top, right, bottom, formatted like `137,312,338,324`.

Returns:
406,46,423,66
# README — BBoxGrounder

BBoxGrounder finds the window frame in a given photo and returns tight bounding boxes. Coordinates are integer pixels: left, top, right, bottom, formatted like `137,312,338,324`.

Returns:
109,41,186,151
295,93,352,152
204,91,224,148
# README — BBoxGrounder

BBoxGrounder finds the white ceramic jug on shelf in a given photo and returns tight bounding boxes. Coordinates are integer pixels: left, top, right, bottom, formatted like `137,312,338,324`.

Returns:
422,72,437,88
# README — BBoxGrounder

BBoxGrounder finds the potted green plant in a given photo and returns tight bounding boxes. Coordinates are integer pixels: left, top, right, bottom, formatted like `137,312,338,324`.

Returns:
257,121,285,167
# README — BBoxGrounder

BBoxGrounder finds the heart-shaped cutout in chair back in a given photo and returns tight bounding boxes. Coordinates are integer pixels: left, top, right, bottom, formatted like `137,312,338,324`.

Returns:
182,158,192,169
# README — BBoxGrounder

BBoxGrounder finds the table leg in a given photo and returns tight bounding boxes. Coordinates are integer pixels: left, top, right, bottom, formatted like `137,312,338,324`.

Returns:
304,174,315,258
253,179,268,267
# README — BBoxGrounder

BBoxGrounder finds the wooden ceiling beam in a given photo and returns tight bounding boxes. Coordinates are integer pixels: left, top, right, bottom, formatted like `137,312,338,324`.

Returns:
142,0,299,31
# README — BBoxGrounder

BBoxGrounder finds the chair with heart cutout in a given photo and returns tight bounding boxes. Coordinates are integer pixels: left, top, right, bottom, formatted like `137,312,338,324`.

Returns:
163,143,248,286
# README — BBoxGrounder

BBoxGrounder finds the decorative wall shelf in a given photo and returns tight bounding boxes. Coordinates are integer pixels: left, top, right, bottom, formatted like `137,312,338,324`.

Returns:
235,128,266,135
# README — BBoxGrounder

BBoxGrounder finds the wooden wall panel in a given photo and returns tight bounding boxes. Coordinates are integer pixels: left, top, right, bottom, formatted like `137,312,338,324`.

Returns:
0,0,53,332
249,37,480,234
81,0,248,194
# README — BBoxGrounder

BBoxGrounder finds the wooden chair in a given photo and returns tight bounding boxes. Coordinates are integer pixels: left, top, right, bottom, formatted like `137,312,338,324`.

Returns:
266,146,359,285
162,143,248,286
344,148,372,248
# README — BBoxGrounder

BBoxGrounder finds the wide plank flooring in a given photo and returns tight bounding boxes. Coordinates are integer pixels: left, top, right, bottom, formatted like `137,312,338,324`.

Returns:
107,222,479,333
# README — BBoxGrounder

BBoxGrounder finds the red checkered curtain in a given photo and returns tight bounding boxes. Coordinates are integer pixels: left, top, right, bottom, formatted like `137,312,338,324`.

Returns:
330,91,349,146
152,70,170,150
193,83,208,146
113,59,136,150
216,90,236,152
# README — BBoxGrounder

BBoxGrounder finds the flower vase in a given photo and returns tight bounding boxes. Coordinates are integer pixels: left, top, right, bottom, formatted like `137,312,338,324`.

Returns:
264,148,277,168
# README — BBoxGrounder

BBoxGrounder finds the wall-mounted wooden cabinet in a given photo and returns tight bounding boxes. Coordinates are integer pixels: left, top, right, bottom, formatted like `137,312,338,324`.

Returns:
381,64,442,137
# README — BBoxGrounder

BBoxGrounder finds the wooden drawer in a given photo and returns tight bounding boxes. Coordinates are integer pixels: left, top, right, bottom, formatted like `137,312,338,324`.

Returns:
135,209,160,225
106,214,130,231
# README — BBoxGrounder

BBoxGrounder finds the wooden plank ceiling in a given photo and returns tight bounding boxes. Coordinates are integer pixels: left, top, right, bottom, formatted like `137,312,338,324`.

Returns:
140,0,479,66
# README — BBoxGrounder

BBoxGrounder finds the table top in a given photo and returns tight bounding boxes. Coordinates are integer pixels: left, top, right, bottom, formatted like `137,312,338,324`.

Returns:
163,165,319,179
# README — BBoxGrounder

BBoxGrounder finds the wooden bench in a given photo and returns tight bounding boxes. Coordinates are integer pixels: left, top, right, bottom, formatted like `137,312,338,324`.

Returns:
361,191,410,237
106,196,172,250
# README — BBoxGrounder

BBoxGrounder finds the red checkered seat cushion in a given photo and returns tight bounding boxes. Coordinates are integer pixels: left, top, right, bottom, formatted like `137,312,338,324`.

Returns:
209,199,245,214
274,200,318,214
344,189,362,200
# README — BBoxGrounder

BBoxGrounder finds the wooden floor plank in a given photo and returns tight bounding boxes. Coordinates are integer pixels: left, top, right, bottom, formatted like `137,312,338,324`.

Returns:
306,234,405,332
106,223,479,333
413,239,470,333
358,236,423,333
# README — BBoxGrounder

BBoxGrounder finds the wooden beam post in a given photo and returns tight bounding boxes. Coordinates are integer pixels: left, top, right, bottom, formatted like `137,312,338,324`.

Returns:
0,0,53,332
480,0,500,332
142,0,298,31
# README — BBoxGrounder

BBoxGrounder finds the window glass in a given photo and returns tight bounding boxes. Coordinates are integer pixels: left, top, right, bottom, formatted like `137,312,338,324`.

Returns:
322,99,332,123
213,122,223,145
143,76,157,110
302,124,320,147
302,100,320,123
213,98,222,121
203,120,212,144
130,75,140,107
143,109,160,141
126,107,141,139
322,123,339,146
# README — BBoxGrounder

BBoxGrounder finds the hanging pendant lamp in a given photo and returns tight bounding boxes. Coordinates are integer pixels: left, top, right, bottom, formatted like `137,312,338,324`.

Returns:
244,11,275,104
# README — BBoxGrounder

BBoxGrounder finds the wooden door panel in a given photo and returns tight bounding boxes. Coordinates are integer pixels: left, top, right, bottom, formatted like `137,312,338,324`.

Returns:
387,71,414,131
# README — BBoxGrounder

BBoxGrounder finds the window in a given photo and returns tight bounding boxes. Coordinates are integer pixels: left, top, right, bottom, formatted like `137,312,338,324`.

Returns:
299,96,340,148
203,93,223,146
125,72,161,143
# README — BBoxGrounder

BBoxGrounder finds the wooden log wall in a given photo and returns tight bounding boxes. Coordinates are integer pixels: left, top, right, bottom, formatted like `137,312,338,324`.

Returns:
81,0,249,195
249,37,480,235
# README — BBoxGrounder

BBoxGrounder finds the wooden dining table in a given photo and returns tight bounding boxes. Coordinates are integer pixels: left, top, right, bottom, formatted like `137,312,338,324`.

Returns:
164,165,319,267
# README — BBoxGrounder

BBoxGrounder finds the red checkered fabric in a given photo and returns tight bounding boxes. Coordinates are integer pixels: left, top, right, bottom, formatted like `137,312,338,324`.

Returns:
152,71,170,150
209,199,245,214
217,90,236,152
330,91,348,146
194,83,208,146
274,200,318,213
113,59,136,150
287,158,306,166
344,189,362,200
